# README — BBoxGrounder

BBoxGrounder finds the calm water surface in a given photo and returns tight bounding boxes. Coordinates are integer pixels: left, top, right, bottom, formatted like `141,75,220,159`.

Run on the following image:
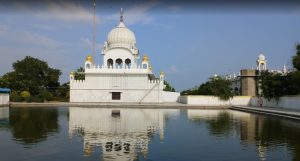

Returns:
0,107,300,161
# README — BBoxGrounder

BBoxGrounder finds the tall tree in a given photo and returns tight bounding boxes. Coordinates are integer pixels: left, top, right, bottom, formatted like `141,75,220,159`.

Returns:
292,44,300,71
0,56,61,95
164,80,175,92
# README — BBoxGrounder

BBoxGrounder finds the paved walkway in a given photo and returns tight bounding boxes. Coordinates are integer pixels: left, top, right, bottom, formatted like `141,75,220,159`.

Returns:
230,105,300,120
9,102,229,109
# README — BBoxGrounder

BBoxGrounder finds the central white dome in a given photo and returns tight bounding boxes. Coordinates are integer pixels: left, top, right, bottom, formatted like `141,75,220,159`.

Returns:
107,22,136,45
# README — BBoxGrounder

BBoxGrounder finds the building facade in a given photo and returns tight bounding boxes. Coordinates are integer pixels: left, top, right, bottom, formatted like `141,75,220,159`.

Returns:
70,11,179,103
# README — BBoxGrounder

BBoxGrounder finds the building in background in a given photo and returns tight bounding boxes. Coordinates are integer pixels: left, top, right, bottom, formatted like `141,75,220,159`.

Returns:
224,53,289,96
0,88,10,106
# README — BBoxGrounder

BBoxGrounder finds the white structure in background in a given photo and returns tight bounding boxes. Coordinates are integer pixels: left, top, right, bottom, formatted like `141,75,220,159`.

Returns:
257,53,267,72
68,107,179,160
225,53,289,95
69,10,179,103
0,88,10,106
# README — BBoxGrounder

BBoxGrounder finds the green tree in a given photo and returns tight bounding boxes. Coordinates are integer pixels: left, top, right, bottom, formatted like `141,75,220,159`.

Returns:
259,44,300,100
181,76,233,100
74,67,85,80
164,80,175,92
54,82,70,101
292,44,300,71
0,56,61,95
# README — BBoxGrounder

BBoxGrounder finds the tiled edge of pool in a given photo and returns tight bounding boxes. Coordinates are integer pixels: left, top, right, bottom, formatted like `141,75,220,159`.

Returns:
230,105,300,120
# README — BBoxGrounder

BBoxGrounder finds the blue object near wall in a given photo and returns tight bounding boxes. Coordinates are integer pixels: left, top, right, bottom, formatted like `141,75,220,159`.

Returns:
0,88,11,93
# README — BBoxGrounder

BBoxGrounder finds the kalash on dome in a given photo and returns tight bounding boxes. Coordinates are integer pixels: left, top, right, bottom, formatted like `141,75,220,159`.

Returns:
69,9,179,103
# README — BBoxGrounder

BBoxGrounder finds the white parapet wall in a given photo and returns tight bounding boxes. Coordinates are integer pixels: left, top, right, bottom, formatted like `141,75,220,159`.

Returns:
250,96,300,110
162,91,180,102
0,93,9,106
178,95,252,106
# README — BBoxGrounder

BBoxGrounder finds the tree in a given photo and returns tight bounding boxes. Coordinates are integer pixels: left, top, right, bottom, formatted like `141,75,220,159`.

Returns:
259,44,300,100
74,67,85,80
292,44,300,71
181,76,233,100
0,56,61,95
164,80,175,92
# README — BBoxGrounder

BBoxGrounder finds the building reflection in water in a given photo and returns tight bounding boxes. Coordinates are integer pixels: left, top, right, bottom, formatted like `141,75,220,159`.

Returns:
187,109,266,161
0,107,9,128
68,107,179,161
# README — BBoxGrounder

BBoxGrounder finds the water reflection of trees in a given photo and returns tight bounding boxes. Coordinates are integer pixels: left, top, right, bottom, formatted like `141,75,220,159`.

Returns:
205,112,233,137
9,107,59,144
259,118,300,161
188,110,233,137
187,109,300,161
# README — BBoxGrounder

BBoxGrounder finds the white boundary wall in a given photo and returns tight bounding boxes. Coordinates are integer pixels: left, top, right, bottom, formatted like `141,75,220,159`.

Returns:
0,93,9,106
162,91,180,102
179,95,300,110
250,96,300,110
178,96,252,106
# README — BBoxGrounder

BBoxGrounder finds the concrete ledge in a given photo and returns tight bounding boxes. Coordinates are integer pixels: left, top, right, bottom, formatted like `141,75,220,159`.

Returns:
9,102,230,109
230,105,300,120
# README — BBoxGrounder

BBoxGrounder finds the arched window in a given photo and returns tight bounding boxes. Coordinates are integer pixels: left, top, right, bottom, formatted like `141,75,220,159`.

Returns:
143,64,147,69
116,58,123,68
125,59,131,68
107,59,113,68
86,63,91,69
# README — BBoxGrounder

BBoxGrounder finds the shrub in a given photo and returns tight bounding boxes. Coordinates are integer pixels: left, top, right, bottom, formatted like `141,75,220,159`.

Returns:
25,96,35,102
10,91,24,102
34,93,45,102
42,91,53,101
20,91,31,99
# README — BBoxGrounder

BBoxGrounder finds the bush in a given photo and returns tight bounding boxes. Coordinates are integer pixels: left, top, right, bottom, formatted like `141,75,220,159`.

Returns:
20,91,31,99
34,94,45,102
42,91,53,101
25,96,35,102
10,91,24,102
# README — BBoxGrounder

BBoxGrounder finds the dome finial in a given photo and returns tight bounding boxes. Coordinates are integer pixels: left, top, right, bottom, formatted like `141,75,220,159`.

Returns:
120,8,124,22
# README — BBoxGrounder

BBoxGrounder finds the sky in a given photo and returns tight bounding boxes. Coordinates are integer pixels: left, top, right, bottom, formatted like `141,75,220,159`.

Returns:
0,0,300,91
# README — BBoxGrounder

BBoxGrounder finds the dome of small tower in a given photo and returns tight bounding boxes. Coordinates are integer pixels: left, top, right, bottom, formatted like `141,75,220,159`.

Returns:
258,54,266,60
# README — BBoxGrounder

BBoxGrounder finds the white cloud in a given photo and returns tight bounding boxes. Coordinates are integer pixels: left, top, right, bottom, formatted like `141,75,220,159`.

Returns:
0,25,66,49
164,65,179,74
82,37,103,54
105,1,159,25
14,1,101,24
167,5,182,12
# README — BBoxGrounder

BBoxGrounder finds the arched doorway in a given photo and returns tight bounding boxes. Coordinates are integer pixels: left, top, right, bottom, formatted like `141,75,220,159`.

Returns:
107,59,113,68
116,58,123,68
125,59,131,68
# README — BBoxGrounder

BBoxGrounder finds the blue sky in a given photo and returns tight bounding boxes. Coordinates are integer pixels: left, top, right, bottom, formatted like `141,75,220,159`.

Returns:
0,1,300,91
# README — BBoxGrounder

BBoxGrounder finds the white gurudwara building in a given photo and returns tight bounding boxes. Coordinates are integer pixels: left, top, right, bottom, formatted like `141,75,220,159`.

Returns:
70,10,179,103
